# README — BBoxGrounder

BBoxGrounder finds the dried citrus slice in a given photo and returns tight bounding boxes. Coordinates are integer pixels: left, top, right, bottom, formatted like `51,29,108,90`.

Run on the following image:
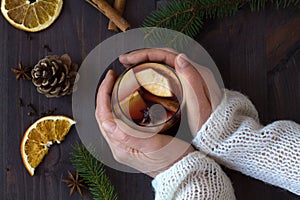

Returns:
1,0,63,32
135,67,173,97
20,115,75,176
119,90,147,120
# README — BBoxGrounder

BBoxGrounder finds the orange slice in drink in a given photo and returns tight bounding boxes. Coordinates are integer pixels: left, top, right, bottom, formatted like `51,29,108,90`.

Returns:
135,66,173,97
119,91,147,120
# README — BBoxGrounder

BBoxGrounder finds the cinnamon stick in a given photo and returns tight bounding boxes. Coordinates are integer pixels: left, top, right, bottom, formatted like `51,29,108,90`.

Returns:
86,0,130,32
108,0,127,32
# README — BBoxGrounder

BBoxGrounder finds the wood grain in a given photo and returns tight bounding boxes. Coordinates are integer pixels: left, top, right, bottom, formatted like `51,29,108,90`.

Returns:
0,1,299,200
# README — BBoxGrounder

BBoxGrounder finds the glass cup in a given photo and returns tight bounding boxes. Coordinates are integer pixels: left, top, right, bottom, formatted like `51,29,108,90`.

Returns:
111,62,183,134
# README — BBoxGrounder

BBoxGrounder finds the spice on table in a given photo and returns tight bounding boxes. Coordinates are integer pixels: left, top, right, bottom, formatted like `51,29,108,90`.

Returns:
108,0,127,32
63,171,87,196
27,103,38,116
11,62,32,80
41,108,57,116
18,98,24,107
26,33,32,41
86,0,130,32
43,44,52,52
27,112,35,116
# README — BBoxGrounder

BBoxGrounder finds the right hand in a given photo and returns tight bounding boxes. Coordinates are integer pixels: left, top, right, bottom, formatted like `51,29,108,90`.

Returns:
174,54,222,135
119,48,222,136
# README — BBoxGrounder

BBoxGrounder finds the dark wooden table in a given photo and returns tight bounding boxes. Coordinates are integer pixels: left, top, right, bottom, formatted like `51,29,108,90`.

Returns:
1,0,299,199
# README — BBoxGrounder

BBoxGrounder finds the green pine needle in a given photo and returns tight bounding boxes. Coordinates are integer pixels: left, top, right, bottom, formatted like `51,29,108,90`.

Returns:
142,0,300,41
142,0,203,38
70,144,118,200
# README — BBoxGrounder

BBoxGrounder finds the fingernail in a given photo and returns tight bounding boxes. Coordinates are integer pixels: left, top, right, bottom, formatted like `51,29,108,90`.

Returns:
177,54,188,69
102,120,116,133
119,54,125,60
106,69,113,78
119,54,128,63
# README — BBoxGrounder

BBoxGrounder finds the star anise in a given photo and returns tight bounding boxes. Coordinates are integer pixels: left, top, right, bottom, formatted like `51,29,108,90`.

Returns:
63,171,87,196
141,107,150,124
11,62,32,80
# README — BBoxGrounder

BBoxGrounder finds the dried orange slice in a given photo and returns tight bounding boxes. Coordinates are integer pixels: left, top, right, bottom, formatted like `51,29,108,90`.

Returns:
135,67,173,97
119,90,147,120
20,115,75,176
1,0,63,32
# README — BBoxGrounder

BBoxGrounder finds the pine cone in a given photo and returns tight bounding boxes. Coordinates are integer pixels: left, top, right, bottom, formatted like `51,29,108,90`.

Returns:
31,54,79,98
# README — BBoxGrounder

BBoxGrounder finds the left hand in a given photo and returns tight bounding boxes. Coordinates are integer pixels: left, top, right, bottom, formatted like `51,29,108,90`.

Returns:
95,69,194,178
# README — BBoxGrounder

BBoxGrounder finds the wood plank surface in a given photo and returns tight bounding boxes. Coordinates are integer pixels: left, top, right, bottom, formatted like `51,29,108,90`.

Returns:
0,1,299,200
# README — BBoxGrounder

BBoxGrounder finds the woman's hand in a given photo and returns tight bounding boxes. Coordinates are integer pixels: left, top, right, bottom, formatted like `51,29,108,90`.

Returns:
95,48,222,178
95,69,194,178
119,48,222,135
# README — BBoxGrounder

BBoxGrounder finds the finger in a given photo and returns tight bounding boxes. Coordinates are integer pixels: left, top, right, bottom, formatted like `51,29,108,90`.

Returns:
175,54,210,96
95,70,116,123
102,120,172,152
175,54,211,105
195,66,223,110
157,48,178,54
95,70,116,147
119,48,178,67
99,127,131,161
93,70,143,156
115,118,161,138
175,54,222,109
175,54,212,134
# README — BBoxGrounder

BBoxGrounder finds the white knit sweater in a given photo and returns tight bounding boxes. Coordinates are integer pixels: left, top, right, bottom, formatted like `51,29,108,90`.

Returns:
152,90,300,199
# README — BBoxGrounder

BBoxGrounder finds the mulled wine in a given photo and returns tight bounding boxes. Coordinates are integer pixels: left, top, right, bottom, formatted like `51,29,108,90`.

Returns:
111,62,182,133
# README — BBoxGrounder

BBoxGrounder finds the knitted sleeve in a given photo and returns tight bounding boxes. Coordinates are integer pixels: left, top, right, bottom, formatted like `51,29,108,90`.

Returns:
193,90,300,195
152,151,236,200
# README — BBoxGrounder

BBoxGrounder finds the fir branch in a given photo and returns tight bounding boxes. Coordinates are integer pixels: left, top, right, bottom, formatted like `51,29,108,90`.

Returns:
195,0,241,18
143,0,203,38
70,144,118,200
142,0,300,41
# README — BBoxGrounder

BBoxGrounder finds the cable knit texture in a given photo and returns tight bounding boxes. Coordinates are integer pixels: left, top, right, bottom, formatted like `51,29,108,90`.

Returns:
194,90,300,195
152,90,300,199
152,151,236,200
